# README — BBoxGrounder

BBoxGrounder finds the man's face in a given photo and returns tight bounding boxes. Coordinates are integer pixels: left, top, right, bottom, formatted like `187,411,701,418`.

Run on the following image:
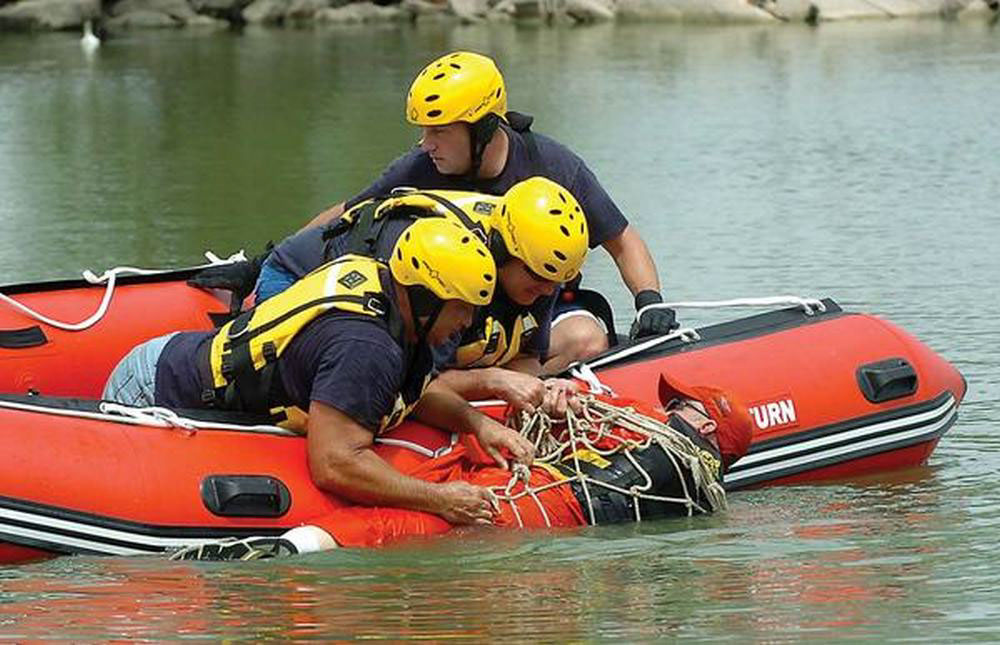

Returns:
667,399,719,452
419,123,472,175
497,259,559,307
425,300,476,347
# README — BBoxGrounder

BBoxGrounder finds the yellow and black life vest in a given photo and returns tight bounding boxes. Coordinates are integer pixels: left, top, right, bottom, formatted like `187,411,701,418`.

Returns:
452,308,539,369
332,189,541,369
204,254,431,433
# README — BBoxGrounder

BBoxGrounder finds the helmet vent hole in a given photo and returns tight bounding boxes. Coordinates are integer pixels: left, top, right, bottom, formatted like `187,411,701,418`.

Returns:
549,209,562,215
477,249,487,257
560,225,570,237
568,213,574,220
433,73,446,80
427,109,442,118
580,223,584,234
396,249,403,260
544,263,557,274
484,273,493,282
462,236,470,244
450,63,461,70
425,94,440,103
411,257,420,270
405,232,411,241
495,88,502,98
558,192,568,204
554,250,567,261
479,290,489,298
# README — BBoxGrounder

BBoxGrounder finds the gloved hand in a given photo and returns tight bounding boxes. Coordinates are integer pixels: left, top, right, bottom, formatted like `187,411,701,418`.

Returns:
629,289,679,340
187,247,271,309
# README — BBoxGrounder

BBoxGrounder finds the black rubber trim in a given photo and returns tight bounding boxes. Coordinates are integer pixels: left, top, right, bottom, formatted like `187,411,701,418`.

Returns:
0,393,280,426
0,326,47,349
0,266,207,296
725,392,957,490
0,494,288,555
584,299,845,374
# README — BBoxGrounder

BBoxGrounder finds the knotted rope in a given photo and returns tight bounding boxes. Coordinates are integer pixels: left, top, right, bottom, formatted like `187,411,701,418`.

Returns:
490,395,727,528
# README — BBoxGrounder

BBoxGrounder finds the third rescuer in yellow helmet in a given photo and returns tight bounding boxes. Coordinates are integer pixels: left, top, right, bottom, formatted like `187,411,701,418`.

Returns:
108,217,534,527
246,177,589,416
301,50,677,373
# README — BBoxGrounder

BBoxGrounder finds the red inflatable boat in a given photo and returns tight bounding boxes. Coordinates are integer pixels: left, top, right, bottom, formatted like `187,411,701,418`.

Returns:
0,264,967,563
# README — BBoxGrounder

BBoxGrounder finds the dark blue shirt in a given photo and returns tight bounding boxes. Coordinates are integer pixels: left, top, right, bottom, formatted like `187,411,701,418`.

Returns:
346,124,628,248
154,313,415,433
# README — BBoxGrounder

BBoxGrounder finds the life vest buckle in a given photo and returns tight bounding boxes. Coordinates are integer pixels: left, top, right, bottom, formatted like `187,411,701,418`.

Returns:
366,296,387,317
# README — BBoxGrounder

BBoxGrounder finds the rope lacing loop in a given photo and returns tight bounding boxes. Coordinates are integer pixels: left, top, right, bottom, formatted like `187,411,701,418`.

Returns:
659,295,826,316
98,402,199,431
0,250,247,332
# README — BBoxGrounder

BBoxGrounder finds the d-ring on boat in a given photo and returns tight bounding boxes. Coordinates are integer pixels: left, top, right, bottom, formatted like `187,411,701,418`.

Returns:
0,256,966,563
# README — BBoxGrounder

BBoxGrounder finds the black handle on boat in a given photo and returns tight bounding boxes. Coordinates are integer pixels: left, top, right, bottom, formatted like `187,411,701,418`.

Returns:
0,326,48,349
856,358,918,403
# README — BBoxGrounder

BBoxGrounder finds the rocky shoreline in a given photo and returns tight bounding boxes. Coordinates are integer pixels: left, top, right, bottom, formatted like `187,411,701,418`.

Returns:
1,0,996,34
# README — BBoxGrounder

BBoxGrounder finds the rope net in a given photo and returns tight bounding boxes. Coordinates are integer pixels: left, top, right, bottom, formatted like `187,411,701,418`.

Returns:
491,395,728,528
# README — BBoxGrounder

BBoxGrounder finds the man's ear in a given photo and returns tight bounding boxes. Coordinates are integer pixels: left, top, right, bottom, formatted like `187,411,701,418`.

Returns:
698,419,718,437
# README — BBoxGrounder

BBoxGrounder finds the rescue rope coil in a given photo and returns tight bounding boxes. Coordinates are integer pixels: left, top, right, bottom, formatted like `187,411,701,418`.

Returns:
491,395,728,529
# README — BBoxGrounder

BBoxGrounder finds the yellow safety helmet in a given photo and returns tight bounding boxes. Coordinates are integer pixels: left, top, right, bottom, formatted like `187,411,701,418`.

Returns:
390,217,496,306
406,51,507,127
496,177,590,283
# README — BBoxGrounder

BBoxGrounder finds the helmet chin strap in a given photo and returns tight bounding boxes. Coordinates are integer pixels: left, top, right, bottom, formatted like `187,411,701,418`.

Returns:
465,114,501,181
406,285,445,343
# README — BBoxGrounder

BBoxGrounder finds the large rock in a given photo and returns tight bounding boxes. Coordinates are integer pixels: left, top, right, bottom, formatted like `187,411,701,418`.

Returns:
111,0,197,20
241,0,289,22
285,0,328,19
617,0,776,22
564,0,615,21
0,0,99,30
314,1,404,21
448,0,488,21
106,7,182,26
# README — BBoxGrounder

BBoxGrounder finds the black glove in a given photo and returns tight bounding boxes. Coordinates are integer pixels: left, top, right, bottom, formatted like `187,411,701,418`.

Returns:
629,290,679,340
188,247,271,312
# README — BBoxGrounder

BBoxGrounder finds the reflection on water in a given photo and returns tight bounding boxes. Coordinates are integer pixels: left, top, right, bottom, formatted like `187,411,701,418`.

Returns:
1,18,999,641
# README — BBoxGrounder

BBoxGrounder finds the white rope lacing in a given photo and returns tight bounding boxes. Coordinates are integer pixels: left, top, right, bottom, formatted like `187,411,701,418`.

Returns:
637,295,827,321
490,395,727,528
584,295,826,373
0,250,247,332
0,398,296,436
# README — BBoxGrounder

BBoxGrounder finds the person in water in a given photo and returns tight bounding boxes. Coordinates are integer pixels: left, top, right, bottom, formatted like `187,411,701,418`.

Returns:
104,218,535,526
173,374,754,560
236,176,591,416
295,50,679,372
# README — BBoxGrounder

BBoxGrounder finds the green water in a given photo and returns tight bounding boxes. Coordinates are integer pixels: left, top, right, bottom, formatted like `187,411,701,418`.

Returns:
2,19,999,640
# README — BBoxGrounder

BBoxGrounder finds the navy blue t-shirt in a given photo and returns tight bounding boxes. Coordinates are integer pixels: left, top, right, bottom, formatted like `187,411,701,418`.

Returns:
154,313,413,433
346,124,628,249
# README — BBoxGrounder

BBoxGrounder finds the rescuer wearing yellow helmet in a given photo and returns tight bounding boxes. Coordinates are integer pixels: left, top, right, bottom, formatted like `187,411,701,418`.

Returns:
235,176,590,416
299,51,678,372
106,218,535,527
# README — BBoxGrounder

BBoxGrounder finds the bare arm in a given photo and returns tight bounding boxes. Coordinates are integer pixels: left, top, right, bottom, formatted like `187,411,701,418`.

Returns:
434,361,545,414
602,224,661,296
306,400,496,524
301,201,346,231
414,380,535,469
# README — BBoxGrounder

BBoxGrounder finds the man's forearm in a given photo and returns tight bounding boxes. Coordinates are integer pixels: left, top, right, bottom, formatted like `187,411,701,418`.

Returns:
413,381,485,436
603,224,661,296
301,201,346,231
315,445,446,512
